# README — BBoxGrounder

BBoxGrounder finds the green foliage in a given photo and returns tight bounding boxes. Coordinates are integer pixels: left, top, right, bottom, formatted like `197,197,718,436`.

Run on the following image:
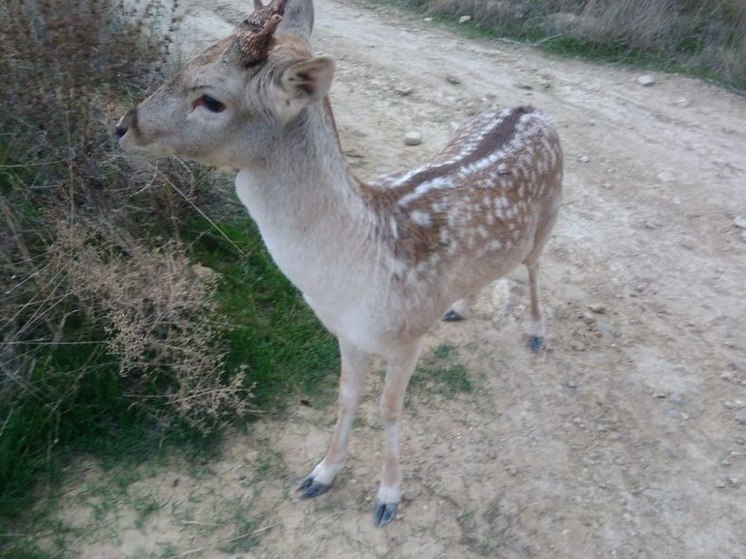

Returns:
412,343,473,396
181,214,339,409
0,0,337,542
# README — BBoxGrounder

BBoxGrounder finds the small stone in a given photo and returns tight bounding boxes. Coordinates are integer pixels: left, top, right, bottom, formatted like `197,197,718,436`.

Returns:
723,399,745,410
424,17,433,22
588,303,606,314
715,479,727,489
733,216,746,229
516,83,533,90
446,75,462,85
582,312,596,326
734,411,746,424
394,85,413,96
720,371,735,382
673,97,693,107
579,155,591,164
727,476,739,487
191,264,219,281
656,171,676,183
458,15,472,24
565,379,578,389
404,131,423,146
637,75,656,86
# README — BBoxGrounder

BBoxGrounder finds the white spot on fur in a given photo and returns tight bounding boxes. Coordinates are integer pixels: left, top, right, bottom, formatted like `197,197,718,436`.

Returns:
410,210,432,227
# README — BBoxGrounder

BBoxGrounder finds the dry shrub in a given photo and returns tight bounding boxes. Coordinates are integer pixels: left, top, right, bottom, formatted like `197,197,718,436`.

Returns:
1,0,248,436
52,225,252,431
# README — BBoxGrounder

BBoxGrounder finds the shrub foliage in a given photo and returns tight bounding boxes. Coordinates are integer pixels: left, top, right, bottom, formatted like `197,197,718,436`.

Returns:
0,0,254,521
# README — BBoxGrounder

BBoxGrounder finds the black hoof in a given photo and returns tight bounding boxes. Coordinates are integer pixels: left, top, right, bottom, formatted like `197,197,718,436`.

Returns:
442,309,464,322
528,335,545,352
298,477,330,499
372,501,399,527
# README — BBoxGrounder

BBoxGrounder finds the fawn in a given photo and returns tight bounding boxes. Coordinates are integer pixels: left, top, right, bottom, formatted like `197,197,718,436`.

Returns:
116,0,563,526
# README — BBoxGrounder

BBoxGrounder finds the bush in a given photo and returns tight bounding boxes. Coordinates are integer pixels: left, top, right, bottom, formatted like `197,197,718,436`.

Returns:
0,0,254,522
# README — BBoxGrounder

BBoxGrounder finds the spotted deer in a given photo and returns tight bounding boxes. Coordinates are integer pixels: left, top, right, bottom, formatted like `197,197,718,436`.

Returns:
116,0,563,527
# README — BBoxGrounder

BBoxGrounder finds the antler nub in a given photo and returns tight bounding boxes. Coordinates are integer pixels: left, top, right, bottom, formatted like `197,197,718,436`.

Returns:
233,0,286,66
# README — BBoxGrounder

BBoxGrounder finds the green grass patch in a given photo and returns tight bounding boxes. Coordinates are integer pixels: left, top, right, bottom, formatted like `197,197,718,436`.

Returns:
180,213,340,409
412,343,473,397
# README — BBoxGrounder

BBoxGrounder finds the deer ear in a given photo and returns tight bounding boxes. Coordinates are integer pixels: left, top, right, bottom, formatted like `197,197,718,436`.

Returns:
279,56,335,107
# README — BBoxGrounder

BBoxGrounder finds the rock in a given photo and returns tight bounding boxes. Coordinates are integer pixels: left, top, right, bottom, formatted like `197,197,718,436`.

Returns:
579,155,591,164
458,15,472,24
715,479,727,489
656,171,676,183
404,131,423,146
733,216,746,229
588,303,607,314
734,411,746,424
446,75,462,85
673,97,693,108
721,371,735,382
565,379,578,389
723,399,745,410
637,75,656,87
515,83,533,90
191,264,219,282
394,85,413,96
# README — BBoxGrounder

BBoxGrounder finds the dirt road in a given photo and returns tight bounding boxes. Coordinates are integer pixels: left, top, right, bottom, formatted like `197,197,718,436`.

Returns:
61,1,746,557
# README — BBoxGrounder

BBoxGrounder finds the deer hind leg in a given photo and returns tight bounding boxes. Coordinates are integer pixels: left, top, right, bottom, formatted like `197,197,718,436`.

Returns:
299,337,371,499
523,200,559,352
373,338,423,527
525,259,545,352
442,295,474,322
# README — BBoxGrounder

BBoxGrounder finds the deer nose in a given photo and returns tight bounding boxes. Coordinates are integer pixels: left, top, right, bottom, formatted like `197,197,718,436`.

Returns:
115,108,137,140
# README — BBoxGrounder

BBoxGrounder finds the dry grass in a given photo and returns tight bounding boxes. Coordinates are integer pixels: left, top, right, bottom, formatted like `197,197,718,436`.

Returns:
0,0,250,431
0,0,255,525
395,0,746,88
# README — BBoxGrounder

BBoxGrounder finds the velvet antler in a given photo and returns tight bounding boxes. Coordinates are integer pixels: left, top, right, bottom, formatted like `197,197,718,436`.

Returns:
233,0,287,67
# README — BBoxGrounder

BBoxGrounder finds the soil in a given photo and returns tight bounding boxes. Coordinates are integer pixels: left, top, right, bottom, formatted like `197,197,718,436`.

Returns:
54,1,746,557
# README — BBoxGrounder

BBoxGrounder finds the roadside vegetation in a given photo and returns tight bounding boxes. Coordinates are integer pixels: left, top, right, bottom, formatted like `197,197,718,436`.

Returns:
384,0,746,90
0,1,336,554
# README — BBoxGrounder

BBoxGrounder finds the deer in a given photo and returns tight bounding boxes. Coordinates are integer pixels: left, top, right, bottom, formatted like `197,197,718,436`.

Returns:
116,0,563,527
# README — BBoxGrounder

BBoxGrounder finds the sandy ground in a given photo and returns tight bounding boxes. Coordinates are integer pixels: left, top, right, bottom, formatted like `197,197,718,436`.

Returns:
48,1,746,557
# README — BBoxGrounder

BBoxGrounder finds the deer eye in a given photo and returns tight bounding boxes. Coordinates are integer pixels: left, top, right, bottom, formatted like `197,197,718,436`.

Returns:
193,94,226,113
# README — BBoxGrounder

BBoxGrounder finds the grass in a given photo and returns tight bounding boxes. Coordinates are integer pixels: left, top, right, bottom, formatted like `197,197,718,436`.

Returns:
179,212,340,410
411,343,473,397
0,0,338,554
378,0,746,91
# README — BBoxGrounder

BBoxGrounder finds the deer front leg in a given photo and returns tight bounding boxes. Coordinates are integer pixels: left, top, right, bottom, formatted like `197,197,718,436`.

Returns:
373,339,423,527
525,260,545,352
299,337,371,499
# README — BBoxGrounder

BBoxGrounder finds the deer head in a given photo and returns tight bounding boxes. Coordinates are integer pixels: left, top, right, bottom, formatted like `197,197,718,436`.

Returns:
116,0,333,168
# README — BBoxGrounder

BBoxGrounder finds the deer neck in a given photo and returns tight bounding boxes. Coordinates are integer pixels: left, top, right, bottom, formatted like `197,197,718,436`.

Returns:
234,101,377,292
